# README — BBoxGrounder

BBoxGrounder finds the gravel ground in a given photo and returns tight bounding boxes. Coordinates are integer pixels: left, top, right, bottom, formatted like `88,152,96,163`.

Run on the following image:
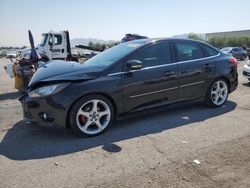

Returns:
0,57,250,188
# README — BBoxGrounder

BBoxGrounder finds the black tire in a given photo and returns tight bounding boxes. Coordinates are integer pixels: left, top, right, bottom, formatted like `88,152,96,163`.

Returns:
205,79,229,108
69,94,115,137
248,78,250,82
241,54,246,61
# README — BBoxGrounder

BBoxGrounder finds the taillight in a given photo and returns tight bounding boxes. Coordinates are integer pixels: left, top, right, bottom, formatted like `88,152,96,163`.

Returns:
229,57,237,66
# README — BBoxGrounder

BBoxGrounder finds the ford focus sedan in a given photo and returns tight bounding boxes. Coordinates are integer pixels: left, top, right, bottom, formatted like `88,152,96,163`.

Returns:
21,38,238,136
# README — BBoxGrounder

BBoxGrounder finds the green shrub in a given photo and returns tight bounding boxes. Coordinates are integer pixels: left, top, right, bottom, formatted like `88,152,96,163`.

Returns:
207,36,250,48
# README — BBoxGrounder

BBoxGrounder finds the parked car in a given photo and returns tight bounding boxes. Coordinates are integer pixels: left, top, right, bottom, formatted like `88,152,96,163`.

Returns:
6,50,19,58
243,60,250,81
121,33,148,43
21,38,238,136
0,50,4,57
221,47,247,60
242,45,250,59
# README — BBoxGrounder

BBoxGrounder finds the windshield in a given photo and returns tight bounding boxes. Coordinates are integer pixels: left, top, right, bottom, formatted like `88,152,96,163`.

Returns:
39,34,48,47
83,41,147,67
221,47,232,52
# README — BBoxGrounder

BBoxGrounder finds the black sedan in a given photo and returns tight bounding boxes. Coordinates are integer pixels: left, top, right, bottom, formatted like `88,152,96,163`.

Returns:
21,38,238,136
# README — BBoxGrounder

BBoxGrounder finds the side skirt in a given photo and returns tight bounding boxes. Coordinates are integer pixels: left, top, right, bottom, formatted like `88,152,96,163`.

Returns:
116,98,204,121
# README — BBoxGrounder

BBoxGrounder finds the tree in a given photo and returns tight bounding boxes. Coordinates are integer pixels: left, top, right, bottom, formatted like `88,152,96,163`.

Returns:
187,33,203,41
101,44,106,51
207,36,250,48
88,41,94,48
106,42,117,48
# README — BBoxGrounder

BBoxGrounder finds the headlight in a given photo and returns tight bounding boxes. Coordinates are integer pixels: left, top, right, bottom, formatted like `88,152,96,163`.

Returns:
29,83,70,97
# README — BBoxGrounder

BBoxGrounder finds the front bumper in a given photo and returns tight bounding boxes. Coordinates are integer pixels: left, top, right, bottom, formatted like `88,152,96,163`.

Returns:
21,94,69,127
243,64,250,79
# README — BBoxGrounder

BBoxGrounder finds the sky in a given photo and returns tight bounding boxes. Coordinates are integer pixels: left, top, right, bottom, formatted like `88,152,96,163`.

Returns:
0,0,250,47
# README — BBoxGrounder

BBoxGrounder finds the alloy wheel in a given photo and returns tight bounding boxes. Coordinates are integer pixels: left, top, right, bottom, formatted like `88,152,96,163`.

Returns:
210,80,228,106
76,99,111,135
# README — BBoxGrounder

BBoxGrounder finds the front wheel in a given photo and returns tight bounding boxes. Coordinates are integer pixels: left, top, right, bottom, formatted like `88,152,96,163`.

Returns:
69,94,115,137
205,79,229,107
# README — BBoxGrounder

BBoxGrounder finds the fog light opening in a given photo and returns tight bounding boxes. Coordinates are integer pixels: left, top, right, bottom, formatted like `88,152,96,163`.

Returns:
43,113,48,120
39,112,54,122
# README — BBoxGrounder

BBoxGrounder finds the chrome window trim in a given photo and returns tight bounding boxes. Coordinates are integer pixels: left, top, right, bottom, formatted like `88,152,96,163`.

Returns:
174,53,220,64
107,53,220,76
129,87,178,99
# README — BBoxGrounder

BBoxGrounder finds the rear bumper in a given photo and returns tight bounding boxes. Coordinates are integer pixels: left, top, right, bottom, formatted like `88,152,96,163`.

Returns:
229,70,238,93
229,76,238,93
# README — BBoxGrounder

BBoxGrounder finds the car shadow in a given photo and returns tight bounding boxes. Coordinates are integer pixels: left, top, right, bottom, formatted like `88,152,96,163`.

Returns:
0,92,19,101
242,82,250,87
0,100,237,160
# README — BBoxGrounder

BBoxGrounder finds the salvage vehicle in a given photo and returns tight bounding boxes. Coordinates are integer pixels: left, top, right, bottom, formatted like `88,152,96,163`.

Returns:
4,31,41,93
4,30,102,93
20,38,238,137
243,60,250,81
121,33,148,43
221,47,247,60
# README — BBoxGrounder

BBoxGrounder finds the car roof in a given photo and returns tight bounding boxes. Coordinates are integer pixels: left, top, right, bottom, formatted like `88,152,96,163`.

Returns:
126,38,220,52
127,38,217,48
129,37,208,44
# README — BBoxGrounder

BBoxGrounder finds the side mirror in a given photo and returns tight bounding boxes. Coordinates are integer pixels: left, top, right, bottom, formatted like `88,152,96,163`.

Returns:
126,60,142,71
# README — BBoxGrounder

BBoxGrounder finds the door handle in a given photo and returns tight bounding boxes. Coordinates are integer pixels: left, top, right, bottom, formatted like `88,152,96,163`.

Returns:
204,64,215,70
164,71,175,77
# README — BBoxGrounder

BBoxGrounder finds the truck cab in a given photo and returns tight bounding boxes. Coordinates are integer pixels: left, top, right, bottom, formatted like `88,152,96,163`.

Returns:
37,31,70,61
18,30,73,62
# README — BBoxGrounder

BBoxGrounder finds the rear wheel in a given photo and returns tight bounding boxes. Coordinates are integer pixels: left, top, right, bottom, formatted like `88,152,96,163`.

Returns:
69,94,114,137
241,54,246,61
205,79,229,107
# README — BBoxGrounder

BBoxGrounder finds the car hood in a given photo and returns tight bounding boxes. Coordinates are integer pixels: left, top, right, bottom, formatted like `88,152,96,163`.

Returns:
29,60,103,87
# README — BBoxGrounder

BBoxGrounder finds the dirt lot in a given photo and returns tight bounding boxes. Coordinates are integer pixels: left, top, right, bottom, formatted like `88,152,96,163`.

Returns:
0,57,250,188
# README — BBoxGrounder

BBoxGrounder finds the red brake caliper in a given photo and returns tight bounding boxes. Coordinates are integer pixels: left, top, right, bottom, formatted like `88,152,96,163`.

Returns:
79,115,87,124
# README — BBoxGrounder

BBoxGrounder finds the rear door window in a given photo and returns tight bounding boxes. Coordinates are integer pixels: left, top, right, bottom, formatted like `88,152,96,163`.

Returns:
175,42,205,61
236,47,243,52
231,48,238,52
128,42,172,68
201,44,219,57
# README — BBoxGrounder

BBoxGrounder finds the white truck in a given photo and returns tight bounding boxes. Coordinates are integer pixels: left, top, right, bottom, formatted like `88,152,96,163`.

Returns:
21,30,79,62
4,30,103,92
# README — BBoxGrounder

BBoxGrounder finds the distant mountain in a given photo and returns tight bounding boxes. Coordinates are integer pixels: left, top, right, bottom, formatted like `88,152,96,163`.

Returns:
70,38,118,47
